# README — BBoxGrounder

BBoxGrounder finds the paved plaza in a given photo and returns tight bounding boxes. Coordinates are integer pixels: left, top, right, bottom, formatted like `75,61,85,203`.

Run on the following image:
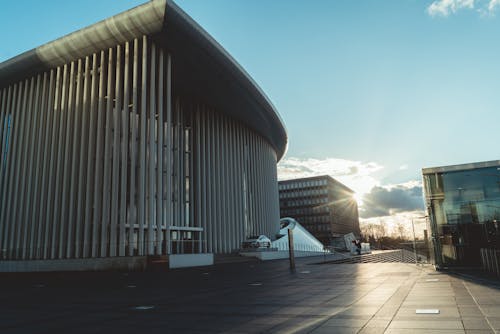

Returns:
0,256,499,333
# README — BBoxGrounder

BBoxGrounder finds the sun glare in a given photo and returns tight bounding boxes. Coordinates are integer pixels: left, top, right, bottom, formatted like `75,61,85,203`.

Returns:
353,192,364,206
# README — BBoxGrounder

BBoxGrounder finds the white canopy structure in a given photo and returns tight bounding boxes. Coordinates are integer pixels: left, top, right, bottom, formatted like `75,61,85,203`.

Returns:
272,218,326,253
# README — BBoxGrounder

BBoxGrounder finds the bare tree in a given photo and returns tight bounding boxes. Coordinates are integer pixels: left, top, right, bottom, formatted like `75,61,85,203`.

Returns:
394,222,408,239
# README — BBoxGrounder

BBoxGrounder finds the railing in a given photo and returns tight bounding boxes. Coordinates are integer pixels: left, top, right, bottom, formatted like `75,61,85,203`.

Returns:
480,248,500,277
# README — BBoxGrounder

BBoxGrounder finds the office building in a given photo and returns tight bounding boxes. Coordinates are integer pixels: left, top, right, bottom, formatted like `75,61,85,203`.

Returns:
423,160,500,268
278,175,360,246
0,0,287,269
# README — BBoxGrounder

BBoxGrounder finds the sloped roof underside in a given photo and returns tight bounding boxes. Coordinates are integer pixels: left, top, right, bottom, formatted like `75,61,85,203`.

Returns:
0,0,287,160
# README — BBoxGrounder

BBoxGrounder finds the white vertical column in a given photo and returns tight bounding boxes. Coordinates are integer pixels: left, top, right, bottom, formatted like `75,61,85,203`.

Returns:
12,80,30,259
0,87,6,172
250,132,256,237
59,62,76,258
264,145,270,237
25,75,42,259
1,84,19,258
230,121,237,250
138,36,148,256
147,43,157,255
220,115,226,251
51,65,69,259
128,39,139,256
33,74,48,259
192,105,206,253
101,48,115,257
221,116,228,252
66,59,83,258
201,108,209,252
0,86,11,255
75,57,91,258
216,112,222,252
165,53,172,254
239,125,247,240
238,124,245,243
228,120,236,248
209,111,217,252
257,139,265,235
177,102,183,227
40,70,56,259
2,83,19,258
110,45,122,257
264,141,271,236
84,54,99,258
258,139,265,235
31,71,50,259
119,42,130,257
156,48,164,255
92,51,107,258
18,77,36,259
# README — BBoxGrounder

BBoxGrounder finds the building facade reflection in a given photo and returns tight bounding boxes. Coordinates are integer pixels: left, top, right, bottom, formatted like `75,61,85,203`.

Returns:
423,160,500,268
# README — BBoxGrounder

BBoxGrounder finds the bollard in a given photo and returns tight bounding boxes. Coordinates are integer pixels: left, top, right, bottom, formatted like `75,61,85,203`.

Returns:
288,229,295,272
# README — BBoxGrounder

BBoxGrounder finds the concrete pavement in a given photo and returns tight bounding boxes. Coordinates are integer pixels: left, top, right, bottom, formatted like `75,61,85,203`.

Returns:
0,256,499,333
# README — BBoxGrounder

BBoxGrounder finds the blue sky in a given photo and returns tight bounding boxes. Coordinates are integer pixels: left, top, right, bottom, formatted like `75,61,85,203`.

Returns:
1,0,499,233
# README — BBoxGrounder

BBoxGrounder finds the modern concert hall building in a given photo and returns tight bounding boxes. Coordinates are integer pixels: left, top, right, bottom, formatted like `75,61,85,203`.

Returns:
0,0,287,270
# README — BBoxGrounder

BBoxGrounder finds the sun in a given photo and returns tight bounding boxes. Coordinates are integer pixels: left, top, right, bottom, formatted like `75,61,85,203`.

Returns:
353,192,364,207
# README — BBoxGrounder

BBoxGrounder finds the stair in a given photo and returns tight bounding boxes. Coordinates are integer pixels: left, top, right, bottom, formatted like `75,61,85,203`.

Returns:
324,249,417,264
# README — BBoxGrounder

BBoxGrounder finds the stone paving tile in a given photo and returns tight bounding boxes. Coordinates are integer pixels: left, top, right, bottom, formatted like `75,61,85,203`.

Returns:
479,305,500,317
487,316,500,329
357,327,386,334
401,299,458,306
456,298,476,305
334,306,381,317
461,317,492,330
387,319,464,330
301,306,346,316
320,317,369,327
459,305,484,317
242,315,290,326
374,305,400,318
364,318,391,328
267,317,320,334
309,326,360,334
385,329,465,334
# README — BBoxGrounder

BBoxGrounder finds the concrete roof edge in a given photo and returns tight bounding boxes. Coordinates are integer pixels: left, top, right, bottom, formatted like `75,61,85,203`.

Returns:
422,160,500,174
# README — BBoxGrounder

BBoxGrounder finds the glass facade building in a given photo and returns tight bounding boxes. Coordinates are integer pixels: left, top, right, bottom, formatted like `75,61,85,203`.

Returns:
423,160,500,267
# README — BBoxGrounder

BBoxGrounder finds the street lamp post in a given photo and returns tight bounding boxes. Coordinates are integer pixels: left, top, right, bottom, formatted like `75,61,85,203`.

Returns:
411,216,428,265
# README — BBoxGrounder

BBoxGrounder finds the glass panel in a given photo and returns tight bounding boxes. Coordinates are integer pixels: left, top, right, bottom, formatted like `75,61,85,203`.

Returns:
426,166,500,266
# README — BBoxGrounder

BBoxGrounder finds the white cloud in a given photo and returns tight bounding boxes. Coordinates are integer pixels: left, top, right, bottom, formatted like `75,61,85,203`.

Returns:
427,0,500,17
488,0,500,12
427,0,475,17
359,181,424,218
277,157,383,196
382,180,422,190
399,164,409,170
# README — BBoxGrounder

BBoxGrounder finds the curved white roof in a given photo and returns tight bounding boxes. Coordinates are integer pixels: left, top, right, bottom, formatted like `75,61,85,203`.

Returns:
0,0,288,160
272,218,326,252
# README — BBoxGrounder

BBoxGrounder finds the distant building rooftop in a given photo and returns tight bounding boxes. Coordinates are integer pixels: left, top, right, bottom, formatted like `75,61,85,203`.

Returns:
278,174,355,194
